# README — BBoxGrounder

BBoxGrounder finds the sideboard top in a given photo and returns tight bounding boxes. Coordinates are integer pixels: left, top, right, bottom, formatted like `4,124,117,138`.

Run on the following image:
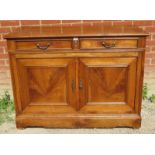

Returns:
4,24,149,39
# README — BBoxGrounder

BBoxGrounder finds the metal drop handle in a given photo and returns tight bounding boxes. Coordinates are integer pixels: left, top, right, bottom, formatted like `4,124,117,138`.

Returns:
102,41,116,48
79,80,83,90
72,80,76,92
36,43,51,50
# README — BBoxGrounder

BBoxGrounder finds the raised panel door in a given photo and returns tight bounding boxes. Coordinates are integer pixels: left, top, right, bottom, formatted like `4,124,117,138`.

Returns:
78,57,137,114
15,58,77,114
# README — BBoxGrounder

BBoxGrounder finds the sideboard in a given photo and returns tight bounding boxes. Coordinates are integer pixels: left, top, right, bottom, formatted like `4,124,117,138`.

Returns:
5,25,148,128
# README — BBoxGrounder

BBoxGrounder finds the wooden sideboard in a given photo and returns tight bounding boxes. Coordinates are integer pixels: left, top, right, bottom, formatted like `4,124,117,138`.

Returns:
5,25,148,128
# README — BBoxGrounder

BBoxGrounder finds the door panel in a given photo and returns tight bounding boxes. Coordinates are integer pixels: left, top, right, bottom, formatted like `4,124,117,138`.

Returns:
78,57,137,114
27,67,67,104
16,58,77,113
15,56,137,115
88,67,127,102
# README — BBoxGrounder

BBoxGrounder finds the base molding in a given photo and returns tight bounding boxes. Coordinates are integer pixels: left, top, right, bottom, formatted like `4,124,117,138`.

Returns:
16,113,141,129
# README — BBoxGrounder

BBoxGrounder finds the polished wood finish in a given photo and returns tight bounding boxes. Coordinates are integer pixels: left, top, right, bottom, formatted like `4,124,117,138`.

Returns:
5,25,148,39
16,39,72,50
80,38,138,49
16,58,77,110
78,57,137,113
5,25,148,128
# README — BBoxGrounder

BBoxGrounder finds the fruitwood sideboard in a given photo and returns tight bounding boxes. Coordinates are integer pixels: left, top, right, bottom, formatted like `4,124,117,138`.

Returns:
5,25,148,128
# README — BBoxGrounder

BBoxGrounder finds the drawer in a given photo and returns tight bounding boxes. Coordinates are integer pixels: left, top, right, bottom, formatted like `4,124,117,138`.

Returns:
16,40,72,50
80,39,138,49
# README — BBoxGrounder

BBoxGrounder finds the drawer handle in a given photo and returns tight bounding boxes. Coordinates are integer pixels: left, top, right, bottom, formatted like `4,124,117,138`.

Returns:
72,80,76,92
36,43,51,50
79,80,83,90
102,41,116,48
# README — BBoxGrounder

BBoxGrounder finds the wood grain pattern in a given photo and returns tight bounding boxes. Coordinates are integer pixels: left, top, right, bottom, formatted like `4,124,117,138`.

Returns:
6,25,148,128
16,40,72,50
4,25,149,39
28,67,67,105
16,58,77,112
16,113,141,128
78,57,137,114
80,39,138,49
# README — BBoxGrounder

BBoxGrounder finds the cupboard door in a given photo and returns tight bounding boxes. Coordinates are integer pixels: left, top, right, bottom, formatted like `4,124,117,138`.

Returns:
16,58,77,114
78,57,137,114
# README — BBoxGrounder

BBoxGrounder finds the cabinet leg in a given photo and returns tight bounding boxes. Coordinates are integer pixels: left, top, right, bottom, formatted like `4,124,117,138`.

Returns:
16,123,26,130
132,120,141,129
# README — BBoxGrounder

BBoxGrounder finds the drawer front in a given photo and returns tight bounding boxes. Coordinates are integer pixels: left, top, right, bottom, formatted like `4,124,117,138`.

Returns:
80,39,138,49
16,40,72,50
